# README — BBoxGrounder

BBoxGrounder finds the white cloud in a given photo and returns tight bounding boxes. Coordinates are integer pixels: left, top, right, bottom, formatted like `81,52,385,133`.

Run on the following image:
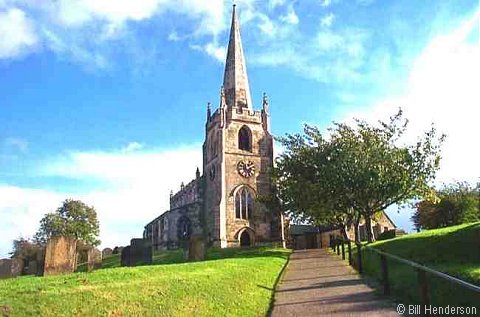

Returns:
204,41,226,62
340,9,480,185
0,8,37,58
0,0,362,79
0,0,227,62
51,0,167,27
122,142,144,152
191,41,226,62
320,0,332,7
316,30,343,50
4,137,28,153
268,0,287,10
0,144,203,257
280,6,299,25
0,186,63,258
252,26,369,83
320,13,335,28
168,30,181,42
258,14,276,36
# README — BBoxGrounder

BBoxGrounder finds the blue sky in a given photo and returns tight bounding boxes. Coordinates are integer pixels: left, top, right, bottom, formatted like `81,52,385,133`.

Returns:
0,0,479,257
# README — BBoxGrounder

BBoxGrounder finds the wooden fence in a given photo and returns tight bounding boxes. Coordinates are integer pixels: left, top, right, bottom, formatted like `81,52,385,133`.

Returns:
332,238,480,317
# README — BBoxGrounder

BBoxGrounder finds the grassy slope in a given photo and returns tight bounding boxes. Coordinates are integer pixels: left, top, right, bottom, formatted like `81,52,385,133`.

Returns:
353,222,480,307
0,247,290,317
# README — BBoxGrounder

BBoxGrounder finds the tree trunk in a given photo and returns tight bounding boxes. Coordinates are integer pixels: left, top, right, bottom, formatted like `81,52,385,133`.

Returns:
364,213,375,243
280,212,286,248
353,215,361,244
340,225,348,241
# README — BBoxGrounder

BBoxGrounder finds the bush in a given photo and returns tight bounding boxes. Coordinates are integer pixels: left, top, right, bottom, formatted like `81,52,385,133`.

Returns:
377,229,396,241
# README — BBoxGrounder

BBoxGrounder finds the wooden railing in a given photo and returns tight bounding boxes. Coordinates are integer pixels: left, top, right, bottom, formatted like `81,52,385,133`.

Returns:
331,238,480,316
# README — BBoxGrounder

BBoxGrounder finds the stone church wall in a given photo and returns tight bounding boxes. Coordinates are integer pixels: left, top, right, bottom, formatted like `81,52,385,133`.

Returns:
170,177,202,209
145,202,203,250
221,108,277,246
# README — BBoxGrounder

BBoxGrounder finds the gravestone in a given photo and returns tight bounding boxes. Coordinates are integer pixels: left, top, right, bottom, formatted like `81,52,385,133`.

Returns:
188,235,206,261
11,257,24,277
121,239,152,267
0,259,13,279
0,258,24,279
113,246,124,254
25,260,38,276
131,238,153,265
34,248,45,275
87,248,102,271
43,236,77,276
121,246,132,267
102,248,113,257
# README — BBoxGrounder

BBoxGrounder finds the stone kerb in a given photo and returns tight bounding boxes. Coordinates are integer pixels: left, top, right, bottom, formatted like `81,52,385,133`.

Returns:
43,236,77,276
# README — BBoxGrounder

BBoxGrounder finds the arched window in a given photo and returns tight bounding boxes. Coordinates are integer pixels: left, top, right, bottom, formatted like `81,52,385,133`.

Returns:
177,216,191,240
235,187,254,219
238,126,252,152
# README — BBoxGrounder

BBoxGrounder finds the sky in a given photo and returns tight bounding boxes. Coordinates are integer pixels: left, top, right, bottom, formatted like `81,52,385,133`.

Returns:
0,0,479,257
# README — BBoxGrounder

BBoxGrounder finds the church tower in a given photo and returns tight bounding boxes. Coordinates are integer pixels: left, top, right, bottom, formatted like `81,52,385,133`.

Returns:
203,5,280,248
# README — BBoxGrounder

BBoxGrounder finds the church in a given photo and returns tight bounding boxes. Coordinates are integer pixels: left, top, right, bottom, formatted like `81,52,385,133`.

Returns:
144,6,397,250
144,5,283,249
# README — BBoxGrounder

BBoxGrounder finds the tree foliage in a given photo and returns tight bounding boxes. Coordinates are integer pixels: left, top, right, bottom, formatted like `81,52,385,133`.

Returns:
412,182,480,230
272,109,444,242
34,199,100,246
9,237,41,259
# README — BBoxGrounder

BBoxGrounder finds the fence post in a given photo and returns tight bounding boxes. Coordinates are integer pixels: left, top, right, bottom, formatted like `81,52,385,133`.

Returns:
347,240,352,266
357,243,363,273
336,239,340,255
380,254,390,295
417,269,430,317
341,239,345,260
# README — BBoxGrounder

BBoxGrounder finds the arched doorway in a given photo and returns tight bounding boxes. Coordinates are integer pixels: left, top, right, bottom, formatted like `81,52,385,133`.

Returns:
240,231,251,247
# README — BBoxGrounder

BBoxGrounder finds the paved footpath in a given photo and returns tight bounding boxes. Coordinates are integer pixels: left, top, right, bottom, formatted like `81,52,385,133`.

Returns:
270,248,399,317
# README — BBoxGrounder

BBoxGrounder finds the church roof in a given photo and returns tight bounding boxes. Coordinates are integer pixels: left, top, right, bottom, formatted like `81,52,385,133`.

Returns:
222,5,253,110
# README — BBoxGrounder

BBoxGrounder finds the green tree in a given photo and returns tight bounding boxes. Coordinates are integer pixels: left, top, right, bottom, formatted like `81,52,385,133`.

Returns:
9,237,41,259
412,182,480,230
34,199,100,246
273,109,444,243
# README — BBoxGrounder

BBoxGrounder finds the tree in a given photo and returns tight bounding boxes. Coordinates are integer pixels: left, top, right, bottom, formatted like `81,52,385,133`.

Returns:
272,109,444,243
412,182,480,230
9,237,41,259
34,199,100,246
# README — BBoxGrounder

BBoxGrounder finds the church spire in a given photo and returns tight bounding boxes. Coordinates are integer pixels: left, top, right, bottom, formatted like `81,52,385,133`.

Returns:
223,5,253,111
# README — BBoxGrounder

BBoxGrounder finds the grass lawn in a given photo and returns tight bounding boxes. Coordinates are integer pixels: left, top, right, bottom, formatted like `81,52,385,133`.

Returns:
340,222,480,308
0,247,290,317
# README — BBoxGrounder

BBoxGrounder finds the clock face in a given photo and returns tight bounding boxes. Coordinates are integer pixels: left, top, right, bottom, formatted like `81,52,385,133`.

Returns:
237,160,255,178
209,165,216,180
